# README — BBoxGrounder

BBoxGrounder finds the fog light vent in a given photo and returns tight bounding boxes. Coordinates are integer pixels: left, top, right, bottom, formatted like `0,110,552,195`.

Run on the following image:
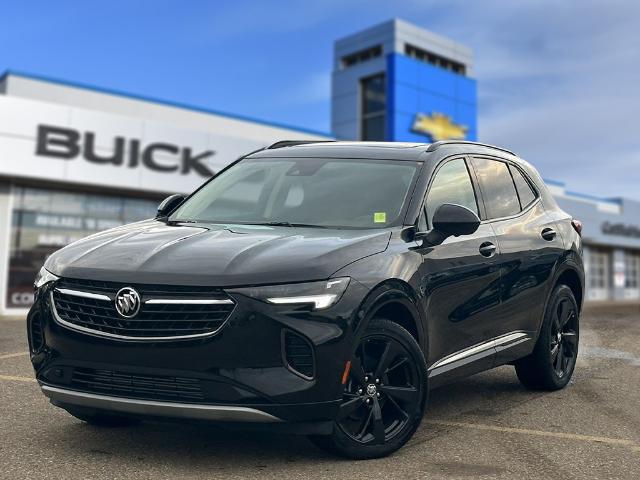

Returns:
29,314,44,353
283,330,315,379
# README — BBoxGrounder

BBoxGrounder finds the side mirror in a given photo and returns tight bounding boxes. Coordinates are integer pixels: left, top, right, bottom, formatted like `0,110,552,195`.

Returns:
156,194,186,219
432,203,481,237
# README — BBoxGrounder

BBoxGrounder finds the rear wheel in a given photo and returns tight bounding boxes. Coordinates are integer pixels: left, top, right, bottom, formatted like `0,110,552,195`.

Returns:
515,285,579,390
311,319,428,459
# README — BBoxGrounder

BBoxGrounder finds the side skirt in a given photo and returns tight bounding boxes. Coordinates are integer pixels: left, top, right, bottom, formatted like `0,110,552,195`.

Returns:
428,331,532,385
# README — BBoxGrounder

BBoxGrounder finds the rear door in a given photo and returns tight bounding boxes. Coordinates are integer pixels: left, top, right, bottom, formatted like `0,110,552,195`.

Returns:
417,156,501,381
470,156,564,364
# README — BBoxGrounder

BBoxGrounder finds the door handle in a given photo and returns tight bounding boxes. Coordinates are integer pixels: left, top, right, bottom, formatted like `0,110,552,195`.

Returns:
541,228,557,241
479,242,496,257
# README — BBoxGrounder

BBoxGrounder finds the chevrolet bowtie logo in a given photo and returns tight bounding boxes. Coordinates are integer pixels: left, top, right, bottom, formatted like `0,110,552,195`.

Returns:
411,112,468,141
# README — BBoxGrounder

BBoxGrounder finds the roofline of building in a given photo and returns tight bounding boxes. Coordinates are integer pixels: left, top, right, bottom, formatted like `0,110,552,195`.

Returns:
0,70,333,138
543,177,622,205
333,17,472,56
565,190,622,205
543,178,565,187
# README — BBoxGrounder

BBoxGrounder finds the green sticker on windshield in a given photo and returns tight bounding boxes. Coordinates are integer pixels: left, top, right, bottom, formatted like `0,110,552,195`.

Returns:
374,212,387,223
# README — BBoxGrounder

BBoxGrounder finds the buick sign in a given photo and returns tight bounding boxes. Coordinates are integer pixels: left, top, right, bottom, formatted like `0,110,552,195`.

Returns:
35,124,215,177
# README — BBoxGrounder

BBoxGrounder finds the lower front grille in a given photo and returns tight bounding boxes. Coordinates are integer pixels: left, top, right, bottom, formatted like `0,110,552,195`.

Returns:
283,330,315,379
51,278,235,340
70,367,205,402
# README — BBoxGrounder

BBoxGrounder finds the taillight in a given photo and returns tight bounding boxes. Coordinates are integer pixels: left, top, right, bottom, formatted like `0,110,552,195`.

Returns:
571,219,582,236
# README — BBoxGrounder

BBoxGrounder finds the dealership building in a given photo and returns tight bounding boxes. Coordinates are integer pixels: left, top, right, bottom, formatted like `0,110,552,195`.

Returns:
1,19,639,315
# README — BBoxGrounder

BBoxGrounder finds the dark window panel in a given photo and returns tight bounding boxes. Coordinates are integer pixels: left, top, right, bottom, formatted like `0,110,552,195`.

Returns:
472,158,521,219
509,164,538,209
362,115,385,141
341,45,382,69
404,43,466,76
426,158,478,223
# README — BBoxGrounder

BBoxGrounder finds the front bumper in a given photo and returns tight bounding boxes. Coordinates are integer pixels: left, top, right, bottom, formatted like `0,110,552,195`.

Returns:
28,279,368,425
41,384,282,422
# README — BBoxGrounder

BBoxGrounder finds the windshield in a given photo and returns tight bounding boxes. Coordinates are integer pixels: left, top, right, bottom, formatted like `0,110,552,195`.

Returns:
170,157,420,229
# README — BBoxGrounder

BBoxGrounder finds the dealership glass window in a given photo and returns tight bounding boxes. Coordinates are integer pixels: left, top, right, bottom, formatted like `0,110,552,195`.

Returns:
587,248,610,290
624,251,640,288
360,73,386,141
5,186,158,309
341,45,382,69
404,43,466,76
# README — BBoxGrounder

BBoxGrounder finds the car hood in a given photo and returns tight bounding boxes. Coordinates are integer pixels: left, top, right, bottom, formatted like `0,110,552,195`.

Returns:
45,220,391,286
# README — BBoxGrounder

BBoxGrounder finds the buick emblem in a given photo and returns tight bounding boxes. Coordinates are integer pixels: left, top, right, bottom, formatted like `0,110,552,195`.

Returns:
115,287,141,318
366,384,377,396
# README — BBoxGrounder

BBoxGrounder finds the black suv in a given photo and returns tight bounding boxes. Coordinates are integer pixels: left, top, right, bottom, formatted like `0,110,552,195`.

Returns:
28,140,584,459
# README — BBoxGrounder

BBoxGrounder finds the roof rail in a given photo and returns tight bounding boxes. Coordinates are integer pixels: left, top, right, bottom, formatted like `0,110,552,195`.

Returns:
426,140,516,156
266,140,335,149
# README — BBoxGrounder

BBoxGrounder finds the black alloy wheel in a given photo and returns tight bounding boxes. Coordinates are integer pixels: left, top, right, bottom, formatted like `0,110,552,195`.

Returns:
515,284,580,390
337,335,421,444
550,296,578,378
310,319,427,459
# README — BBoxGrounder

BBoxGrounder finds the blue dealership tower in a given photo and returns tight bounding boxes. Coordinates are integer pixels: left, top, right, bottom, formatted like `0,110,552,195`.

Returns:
332,19,477,143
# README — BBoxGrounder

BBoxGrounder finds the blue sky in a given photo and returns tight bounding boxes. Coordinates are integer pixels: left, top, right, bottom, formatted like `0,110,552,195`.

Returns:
1,0,639,198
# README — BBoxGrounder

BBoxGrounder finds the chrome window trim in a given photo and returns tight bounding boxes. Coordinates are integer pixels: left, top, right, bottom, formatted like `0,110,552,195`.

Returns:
49,291,235,341
54,288,111,302
40,384,282,423
429,331,530,374
481,197,541,225
145,299,233,305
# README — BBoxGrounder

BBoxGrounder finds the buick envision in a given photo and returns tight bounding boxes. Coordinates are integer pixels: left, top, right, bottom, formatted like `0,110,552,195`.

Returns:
28,140,584,459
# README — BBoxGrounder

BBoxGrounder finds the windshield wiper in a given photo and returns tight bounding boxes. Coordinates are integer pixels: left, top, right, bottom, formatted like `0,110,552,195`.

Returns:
169,219,198,224
251,221,331,229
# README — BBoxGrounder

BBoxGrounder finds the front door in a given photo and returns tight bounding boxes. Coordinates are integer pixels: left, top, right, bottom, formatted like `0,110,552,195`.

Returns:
417,156,501,382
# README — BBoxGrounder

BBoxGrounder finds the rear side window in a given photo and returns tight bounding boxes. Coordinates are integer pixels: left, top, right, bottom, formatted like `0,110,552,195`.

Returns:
426,158,478,224
472,158,520,219
509,165,537,209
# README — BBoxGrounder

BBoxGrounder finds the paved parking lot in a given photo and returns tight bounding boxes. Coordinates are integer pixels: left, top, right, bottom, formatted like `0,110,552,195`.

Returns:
1,304,639,479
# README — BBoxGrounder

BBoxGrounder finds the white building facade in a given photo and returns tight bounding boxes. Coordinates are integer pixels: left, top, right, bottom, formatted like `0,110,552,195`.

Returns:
0,72,329,315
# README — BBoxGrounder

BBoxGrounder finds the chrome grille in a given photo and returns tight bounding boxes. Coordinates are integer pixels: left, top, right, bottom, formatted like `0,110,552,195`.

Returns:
51,278,235,340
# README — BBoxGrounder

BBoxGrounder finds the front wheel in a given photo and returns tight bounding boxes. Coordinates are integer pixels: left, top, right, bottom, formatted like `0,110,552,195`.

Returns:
310,319,428,459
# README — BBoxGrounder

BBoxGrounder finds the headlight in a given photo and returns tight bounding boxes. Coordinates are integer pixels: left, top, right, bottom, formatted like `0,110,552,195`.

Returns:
34,267,59,290
229,277,350,310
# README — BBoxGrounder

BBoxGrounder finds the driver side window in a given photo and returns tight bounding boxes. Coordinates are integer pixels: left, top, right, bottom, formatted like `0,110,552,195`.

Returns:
426,158,479,226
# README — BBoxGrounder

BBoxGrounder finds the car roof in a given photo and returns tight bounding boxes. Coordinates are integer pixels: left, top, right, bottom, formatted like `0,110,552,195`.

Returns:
246,141,431,161
245,140,519,162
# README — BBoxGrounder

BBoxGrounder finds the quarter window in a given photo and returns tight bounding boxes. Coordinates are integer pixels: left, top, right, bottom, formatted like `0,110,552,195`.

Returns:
472,158,520,219
509,165,537,209
426,158,478,224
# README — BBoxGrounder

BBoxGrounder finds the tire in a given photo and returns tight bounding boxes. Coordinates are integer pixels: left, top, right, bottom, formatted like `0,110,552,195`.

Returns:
515,284,579,391
66,407,142,427
310,318,428,459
